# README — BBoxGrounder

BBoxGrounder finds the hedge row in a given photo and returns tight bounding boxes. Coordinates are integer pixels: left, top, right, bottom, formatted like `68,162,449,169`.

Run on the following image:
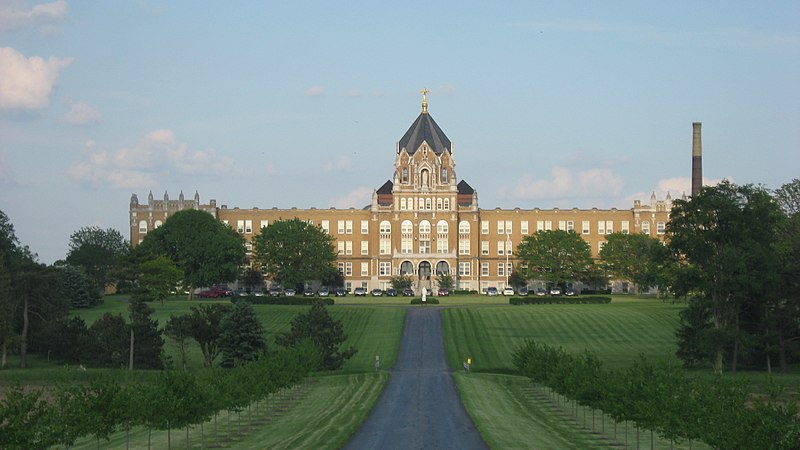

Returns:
0,342,319,450
512,340,800,450
232,296,335,306
410,298,440,305
509,296,611,305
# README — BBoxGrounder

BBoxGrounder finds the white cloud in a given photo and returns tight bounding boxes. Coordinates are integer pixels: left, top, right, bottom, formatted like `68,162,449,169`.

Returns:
500,167,623,201
68,130,234,189
625,176,726,204
346,89,363,98
331,187,372,209
0,0,68,33
305,85,325,97
323,155,352,172
61,100,101,125
0,46,72,110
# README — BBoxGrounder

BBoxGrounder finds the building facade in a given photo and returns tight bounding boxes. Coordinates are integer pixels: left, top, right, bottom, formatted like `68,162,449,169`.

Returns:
130,94,673,293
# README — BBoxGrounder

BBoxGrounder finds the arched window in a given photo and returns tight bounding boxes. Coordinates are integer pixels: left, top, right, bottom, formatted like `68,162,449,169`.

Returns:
441,167,448,183
401,220,413,234
380,221,392,234
419,220,431,234
139,220,148,234
402,167,409,184
154,220,163,229
425,198,432,210
444,198,450,210
641,220,651,235
459,221,470,234
421,169,429,187
436,198,442,210
437,220,448,234
400,198,406,210
400,261,414,275
436,261,450,275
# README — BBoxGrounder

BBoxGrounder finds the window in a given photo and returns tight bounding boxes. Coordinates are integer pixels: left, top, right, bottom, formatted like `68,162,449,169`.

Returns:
361,262,369,276
154,220,162,229
400,198,406,210
582,221,590,234
567,221,574,232
436,198,442,210
642,220,651,235
621,221,630,234
521,221,529,234
545,220,552,231
598,241,605,253
419,240,430,254
345,262,352,276
321,220,329,233
338,262,344,276
481,263,490,276
139,220,148,234
245,220,253,234
657,221,666,235
497,221,505,234
338,220,345,234
598,220,606,235
459,221,470,234
497,241,505,255
379,262,391,276
361,220,369,234
245,242,253,253
436,238,448,253
222,220,229,226
441,167,448,183
481,241,489,255
537,221,544,232
237,220,245,233
458,262,471,276
481,221,489,234
345,220,353,234
401,238,413,254
606,220,613,234
437,220,448,234
337,241,344,255
261,219,269,230
380,221,391,234
401,220,413,234
361,241,368,255
498,263,505,276
345,241,353,255
402,167,408,183
459,238,470,255
558,220,566,231
444,198,450,210
506,221,512,234
419,220,431,234
380,239,391,255
425,198,432,210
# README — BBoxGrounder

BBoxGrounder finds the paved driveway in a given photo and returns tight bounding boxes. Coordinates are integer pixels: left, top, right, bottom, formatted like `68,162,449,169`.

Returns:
343,307,488,450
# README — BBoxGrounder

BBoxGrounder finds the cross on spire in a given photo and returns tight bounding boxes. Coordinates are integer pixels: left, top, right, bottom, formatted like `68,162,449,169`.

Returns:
420,87,429,114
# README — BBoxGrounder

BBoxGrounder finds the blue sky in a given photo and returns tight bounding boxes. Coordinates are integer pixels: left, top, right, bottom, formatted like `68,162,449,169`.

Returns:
1,1,798,263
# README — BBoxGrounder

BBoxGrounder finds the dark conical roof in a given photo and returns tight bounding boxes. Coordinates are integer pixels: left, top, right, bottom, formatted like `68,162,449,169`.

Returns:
376,180,393,194
398,112,451,155
457,180,474,194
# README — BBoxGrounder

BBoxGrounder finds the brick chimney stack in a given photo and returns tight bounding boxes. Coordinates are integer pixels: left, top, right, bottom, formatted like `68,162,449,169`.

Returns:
691,122,702,197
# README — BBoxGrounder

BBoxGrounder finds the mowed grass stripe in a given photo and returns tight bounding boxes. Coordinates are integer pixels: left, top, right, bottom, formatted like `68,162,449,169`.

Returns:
455,373,607,449
442,298,683,371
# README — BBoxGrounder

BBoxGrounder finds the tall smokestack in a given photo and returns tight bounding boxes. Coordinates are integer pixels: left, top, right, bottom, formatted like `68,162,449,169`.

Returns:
691,122,702,197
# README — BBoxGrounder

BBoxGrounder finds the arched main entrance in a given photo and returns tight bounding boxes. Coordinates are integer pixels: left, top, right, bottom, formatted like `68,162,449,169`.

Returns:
418,261,431,280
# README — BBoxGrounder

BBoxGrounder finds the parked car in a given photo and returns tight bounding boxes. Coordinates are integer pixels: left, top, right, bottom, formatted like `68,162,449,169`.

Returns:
354,287,368,296
402,288,415,297
371,288,383,297
535,289,547,296
268,286,282,297
197,287,231,298
486,287,499,296
517,286,529,296
564,288,577,296
386,289,398,297
318,287,330,297
437,288,449,296
234,288,247,297
502,287,515,296
284,288,296,297
549,287,562,296
335,287,347,297
252,289,265,297
303,288,315,297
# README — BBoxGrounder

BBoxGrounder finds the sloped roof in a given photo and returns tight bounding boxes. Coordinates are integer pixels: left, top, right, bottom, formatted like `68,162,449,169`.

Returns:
398,112,451,155
457,180,474,195
376,180,393,194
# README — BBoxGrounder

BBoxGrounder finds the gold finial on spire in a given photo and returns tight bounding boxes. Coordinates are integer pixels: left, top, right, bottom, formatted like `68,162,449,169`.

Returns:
420,87,429,114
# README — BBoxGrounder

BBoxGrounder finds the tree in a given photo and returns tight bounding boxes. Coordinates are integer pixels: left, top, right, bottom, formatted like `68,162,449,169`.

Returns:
436,273,455,291
240,267,263,292
58,264,102,308
276,301,357,370
136,209,245,298
253,218,337,291
0,210,22,368
128,298,165,370
66,226,129,291
508,270,527,289
164,314,194,370
390,275,414,291
85,313,128,368
185,303,230,368
599,232,668,293
218,301,267,368
668,181,786,372
129,255,183,307
774,178,800,215
516,230,594,287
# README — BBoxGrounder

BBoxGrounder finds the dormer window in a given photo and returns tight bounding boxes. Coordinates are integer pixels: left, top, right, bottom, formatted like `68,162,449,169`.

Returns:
402,167,409,184
441,167,448,184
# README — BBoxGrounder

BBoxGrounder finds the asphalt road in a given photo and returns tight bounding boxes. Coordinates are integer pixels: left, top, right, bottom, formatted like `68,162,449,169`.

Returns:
343,307,489,450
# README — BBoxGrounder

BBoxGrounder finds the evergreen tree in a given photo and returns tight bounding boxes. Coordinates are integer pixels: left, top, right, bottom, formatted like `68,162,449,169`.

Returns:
59,265,102,308
128,298,165,370
85,313,128,368
276,301,356,370
218,301,267,368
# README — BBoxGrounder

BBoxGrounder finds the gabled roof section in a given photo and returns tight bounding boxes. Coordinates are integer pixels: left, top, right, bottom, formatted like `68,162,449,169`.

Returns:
398,112,451,156
376,180,393,194
457,180,474,195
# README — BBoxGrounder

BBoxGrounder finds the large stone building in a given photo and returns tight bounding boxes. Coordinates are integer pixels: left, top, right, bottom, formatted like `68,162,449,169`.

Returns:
130,93,673,293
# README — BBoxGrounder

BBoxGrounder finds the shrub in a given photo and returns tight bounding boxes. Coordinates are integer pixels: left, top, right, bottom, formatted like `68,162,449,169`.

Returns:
410,298,440,305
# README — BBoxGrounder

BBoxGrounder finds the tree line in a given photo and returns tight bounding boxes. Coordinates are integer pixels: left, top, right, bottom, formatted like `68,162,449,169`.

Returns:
513,339,800,449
